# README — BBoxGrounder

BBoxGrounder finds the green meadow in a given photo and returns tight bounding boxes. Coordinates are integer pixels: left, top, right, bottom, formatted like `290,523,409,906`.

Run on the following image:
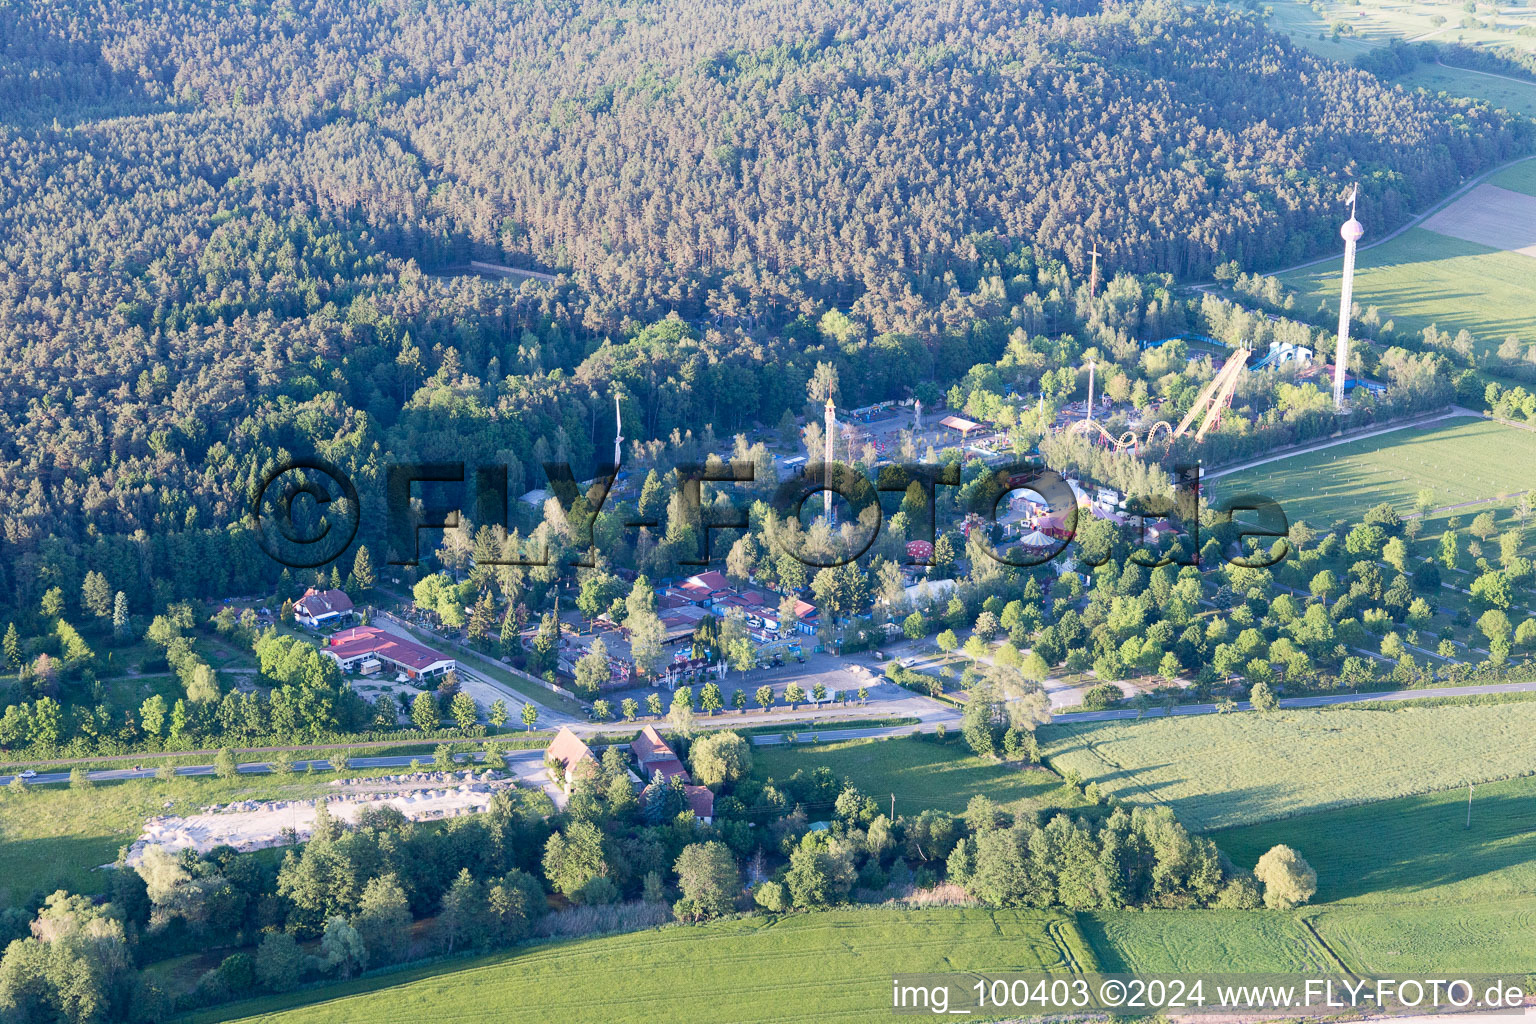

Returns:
1278,227,1536,359
750,735,1091,818
193,908,1095,1024
1208,416,1536,529
1037,702,1536,830
1212,773,1536,906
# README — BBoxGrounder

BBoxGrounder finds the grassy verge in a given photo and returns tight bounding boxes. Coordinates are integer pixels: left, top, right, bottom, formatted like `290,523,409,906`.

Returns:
0,734,557,775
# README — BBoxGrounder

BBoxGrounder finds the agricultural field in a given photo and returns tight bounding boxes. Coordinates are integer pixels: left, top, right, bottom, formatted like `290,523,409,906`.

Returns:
750,735,1092,818
1277,154,1536,356
1088,902,1536,977
1081,910,1336,974
1395,60,1536,118
1037,701,1536,830
1255,0,1536,59
1308,898,1536,976
1213,772,1536,906
194,908,1096,1024
1207,415,1536,529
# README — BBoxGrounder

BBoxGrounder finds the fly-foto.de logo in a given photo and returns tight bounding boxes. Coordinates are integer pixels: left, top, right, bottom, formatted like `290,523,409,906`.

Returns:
248,456,1290,572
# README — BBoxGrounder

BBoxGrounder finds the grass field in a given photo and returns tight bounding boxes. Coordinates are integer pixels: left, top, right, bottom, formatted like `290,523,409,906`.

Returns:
1397,61,1536,118
1209,416,1536,529
194,908,1096,1024
749,735,1091,818
1212,772,1536,905
1038,701,1536,831
1278,227,1536,359
194,902,1535,1024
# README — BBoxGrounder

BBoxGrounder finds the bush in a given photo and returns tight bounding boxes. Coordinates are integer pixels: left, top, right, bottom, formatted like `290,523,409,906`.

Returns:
1081,683,1123,711
1254,844,1318,909
215,952,256,994
1214,875,1264,909
754,880,787,912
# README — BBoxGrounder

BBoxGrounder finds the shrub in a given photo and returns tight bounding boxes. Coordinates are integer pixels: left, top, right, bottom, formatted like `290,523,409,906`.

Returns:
1081,683,1123,711
1254,844,1318,909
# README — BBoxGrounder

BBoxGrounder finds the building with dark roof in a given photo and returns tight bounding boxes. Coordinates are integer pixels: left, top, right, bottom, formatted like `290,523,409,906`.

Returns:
294,588,355,628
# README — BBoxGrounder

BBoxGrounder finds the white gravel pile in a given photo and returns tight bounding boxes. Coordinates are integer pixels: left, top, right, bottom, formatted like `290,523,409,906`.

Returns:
123,772,518,865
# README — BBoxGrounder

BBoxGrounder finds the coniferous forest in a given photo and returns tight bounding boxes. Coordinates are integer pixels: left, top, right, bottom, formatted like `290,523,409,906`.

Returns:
0,0,1528,617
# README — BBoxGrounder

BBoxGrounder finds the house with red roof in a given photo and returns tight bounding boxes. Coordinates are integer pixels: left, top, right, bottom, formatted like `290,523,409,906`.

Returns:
322,625,454,681
545,726,598,793
677,570,732,604
631,725,713,823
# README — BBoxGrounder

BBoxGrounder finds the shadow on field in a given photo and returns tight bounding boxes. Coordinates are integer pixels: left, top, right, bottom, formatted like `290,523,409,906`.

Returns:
1209,784,1536,903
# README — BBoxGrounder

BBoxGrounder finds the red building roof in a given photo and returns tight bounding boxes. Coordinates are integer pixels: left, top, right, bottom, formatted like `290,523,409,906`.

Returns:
547,726,596,771
631,724,677,766
678,570,731,597
325,625,450,673
683,784,714,821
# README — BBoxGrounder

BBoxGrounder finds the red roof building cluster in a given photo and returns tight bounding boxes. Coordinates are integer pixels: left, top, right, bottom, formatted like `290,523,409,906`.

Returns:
632,725,713,822
323,625,455,680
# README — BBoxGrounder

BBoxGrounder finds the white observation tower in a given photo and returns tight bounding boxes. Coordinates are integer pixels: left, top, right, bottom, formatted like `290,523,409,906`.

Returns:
1334,185,1364,411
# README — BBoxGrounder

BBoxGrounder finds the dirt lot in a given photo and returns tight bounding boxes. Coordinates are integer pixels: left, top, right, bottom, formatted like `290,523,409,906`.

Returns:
123,770,522,864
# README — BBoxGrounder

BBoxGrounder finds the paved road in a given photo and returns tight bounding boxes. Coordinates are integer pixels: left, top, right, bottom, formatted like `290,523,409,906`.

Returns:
12,680,1530,785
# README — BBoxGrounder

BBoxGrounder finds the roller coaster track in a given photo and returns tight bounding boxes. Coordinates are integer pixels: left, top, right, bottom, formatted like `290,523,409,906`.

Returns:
1066,351,1249,452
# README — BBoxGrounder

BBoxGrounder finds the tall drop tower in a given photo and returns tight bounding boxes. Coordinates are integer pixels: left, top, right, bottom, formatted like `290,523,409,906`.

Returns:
824,397,837,525
1334,185,1364,411
613,393,623,468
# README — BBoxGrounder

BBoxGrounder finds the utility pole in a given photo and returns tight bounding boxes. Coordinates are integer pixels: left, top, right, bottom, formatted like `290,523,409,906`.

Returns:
1467,780,1474,829
1086,360,1096,424
891,792,895,821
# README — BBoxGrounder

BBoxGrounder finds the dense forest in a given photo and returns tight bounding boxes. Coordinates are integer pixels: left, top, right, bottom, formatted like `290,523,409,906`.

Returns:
0,0,1528,620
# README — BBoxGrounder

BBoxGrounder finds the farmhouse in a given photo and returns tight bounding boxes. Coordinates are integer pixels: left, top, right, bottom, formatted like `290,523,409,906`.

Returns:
322,625,455,682
294,588,355,628
631,725,714,823
546,726,598,792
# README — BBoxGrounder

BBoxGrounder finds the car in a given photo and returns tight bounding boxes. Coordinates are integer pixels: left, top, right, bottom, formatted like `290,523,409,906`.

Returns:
18,770,37,779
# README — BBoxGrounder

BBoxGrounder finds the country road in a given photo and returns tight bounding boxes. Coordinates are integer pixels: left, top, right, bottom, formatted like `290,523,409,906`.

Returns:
5,679,1532,787
1239,150,1536,279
